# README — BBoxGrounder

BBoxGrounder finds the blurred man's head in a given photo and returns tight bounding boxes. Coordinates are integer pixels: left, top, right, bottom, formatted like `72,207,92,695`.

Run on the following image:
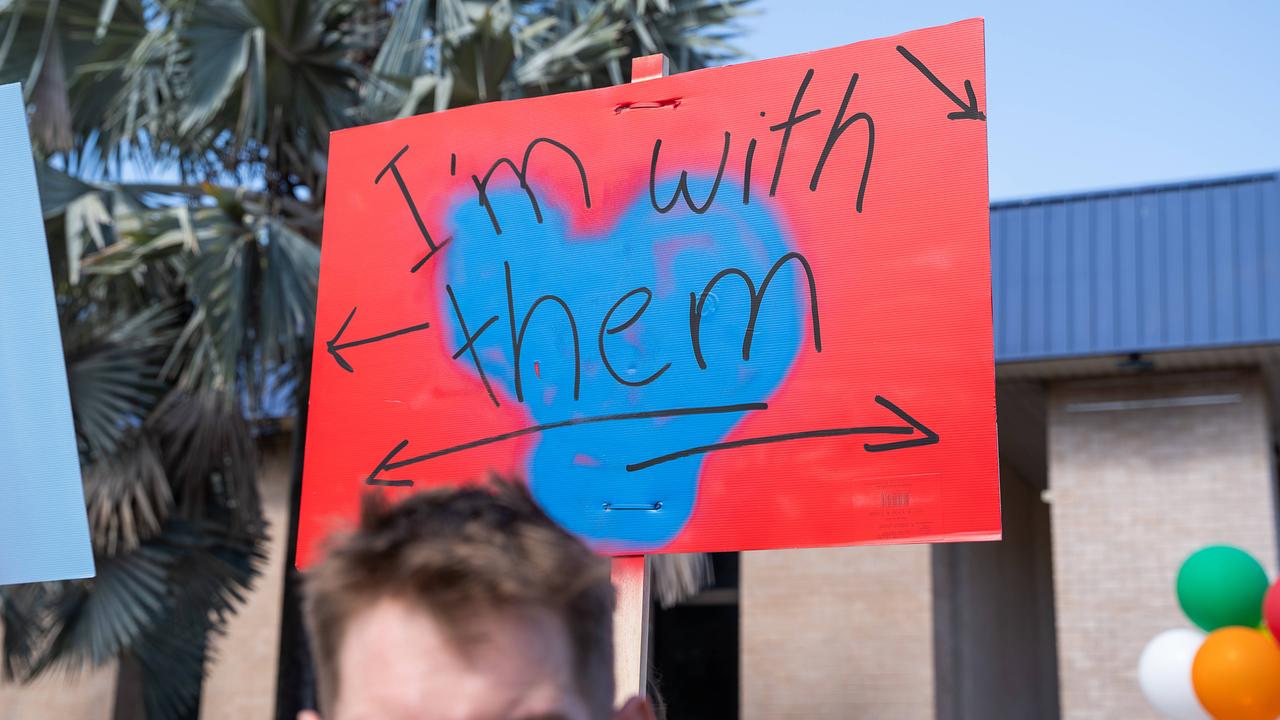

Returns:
301,480,650,720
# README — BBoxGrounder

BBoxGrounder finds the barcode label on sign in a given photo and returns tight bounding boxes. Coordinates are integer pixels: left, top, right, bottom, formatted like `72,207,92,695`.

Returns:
881,492,911,507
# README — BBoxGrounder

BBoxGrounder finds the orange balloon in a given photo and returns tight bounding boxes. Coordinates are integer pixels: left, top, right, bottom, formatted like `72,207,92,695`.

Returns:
1192,626,1280,720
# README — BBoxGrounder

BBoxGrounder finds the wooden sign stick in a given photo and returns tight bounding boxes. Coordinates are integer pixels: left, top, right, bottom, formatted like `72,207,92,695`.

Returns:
609,54,667,708
610,554,651,704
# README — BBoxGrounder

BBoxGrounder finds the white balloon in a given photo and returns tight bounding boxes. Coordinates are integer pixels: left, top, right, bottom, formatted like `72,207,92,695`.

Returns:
1139,629,1211,720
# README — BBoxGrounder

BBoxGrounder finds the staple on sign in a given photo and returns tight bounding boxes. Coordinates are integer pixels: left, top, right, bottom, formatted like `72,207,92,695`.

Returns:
614,98,682,114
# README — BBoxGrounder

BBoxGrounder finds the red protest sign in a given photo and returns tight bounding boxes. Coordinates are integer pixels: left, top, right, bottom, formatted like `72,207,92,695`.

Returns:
297,18,999,565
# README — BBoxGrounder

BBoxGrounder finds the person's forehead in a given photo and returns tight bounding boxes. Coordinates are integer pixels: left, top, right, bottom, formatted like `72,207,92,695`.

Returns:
333,597,590,720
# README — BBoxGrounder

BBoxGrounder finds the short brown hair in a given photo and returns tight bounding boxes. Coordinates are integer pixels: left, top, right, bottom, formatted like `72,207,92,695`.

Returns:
302,478,615,716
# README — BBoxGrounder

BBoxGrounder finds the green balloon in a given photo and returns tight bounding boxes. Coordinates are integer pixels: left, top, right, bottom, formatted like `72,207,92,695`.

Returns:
1176,545,1269,631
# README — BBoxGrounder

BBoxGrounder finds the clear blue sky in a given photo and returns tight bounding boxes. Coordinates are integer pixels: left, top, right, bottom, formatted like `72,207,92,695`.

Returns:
740,1,1279,201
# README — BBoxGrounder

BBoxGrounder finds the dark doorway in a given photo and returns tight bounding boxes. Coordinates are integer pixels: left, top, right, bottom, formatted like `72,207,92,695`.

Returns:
650,552,739,720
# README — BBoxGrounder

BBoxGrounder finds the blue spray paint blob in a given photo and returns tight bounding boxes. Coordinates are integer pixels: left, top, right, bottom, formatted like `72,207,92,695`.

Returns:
442,179,805,551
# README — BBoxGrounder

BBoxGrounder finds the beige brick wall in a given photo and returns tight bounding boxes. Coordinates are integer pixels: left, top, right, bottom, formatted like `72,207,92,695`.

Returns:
1048,371,1278,720
0,662,115,720
741,545,935,720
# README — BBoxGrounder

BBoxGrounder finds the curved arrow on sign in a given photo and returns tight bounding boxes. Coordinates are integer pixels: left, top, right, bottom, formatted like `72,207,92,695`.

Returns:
364,395,939,486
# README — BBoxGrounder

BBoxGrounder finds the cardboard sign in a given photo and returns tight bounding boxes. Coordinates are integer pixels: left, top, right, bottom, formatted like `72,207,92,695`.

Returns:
299,18,999,564
0,83,95,585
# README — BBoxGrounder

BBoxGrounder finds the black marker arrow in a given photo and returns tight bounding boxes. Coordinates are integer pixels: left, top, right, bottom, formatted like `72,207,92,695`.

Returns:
365,402,769,486
896,45,985,121
326,307,431,372
625,395,939,472
366,440,415,487
862,395,941,452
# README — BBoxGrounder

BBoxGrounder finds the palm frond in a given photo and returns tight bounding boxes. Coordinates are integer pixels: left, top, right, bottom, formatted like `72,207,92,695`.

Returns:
127,520,266,719
5,519,265,719
361,0,430,118
80,203,213,281
63,302,180,460
0,583,52,681
257,219,320,369
176,0,371,190
31,541,171,674
513,6,626,89
83,433,173,556
179,1,261,139
0,0,160,159
34,162,101,218
180,223,253,392
153,390,262,536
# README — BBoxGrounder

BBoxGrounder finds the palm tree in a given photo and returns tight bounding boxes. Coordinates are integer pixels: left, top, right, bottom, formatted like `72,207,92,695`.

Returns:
0,1,750,718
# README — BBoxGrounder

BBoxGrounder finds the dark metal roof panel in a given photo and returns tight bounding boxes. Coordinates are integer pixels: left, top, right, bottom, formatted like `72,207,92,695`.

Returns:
992,172,1280,362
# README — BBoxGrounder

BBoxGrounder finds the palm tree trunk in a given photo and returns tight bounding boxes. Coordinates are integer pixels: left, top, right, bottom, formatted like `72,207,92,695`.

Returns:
112,654,145,720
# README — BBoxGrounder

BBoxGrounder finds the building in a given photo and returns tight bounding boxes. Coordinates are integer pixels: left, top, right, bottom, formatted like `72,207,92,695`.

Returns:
660,170,1280,720
3,171,1278,720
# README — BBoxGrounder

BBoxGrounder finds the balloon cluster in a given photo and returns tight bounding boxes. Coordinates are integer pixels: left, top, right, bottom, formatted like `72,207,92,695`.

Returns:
1140,545,1280,720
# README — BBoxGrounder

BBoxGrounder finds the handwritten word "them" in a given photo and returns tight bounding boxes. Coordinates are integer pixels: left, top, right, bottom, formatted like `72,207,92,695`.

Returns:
446,252,822,408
